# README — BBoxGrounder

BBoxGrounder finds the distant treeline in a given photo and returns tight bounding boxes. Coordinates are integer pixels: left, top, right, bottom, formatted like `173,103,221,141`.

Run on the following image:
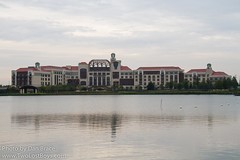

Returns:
147,76,239,91
0,76,239,95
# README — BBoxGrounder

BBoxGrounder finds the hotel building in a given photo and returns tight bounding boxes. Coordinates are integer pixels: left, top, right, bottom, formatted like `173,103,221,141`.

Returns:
11,53,229,89
184,63,230,83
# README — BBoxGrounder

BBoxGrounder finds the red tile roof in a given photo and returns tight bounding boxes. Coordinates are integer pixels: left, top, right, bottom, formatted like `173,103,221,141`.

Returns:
41,66,63,70
121,66,132,71
63,66,78,70
211,72,228,77
17,65,79,72
40,70,51,72
186,69,207,73
17,68,38,72
70,66,78,70
137,66,182,71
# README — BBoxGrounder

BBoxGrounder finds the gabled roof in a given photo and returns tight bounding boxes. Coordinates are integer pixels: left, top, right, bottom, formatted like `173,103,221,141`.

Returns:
211,71,229,77
121,66,132,71
186,69,207,73
70,66,78,70
41,66,63,70
17,65,79,72
17,68,38,72
41,66,78,71
137,66,182,71
63,66,78,70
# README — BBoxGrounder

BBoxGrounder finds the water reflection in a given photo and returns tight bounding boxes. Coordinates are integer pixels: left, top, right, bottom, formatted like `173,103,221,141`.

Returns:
11,114,123,140
11,113,234,136
2,95,240,160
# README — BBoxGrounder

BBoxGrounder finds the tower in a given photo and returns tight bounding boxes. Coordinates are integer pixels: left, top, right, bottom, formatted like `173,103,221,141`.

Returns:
110,53,121,86
111,53,116,62
35,62,40,69
207,63,212,69
206,63,213,77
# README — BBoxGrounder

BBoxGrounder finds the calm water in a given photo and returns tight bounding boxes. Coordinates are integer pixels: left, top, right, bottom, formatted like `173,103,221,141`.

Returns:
0,95,240,160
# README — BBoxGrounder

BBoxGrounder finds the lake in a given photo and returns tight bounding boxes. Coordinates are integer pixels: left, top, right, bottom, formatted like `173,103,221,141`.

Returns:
0,95,240,160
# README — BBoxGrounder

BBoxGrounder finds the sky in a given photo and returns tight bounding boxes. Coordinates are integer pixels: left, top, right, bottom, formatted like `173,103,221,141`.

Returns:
0,0,240,85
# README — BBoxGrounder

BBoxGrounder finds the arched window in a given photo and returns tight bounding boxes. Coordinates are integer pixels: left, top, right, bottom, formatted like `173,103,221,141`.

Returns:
89,60,110,71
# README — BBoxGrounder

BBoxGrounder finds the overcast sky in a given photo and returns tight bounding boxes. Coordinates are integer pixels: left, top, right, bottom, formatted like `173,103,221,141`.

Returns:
0,0,240,85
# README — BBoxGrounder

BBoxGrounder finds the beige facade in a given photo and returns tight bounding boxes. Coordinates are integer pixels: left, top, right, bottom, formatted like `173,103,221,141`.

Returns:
185,63,230,84
11,54,230,89
136,67,184,89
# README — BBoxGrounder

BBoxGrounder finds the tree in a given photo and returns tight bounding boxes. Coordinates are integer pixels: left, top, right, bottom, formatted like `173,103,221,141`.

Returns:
160,84,164,90
165,82,174,89
206,79,213,90
177,83,183,90
172,82,178,89
147,82,155,90
192,76,200,89
232,76,238,89
7,86,19,93
214,80,223,89
182,80,189,90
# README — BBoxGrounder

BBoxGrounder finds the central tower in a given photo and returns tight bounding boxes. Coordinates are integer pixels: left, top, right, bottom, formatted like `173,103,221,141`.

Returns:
110,53,121,86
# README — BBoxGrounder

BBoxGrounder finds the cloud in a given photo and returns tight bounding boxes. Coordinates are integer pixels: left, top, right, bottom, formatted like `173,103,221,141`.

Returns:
0,0,240,84
0,2,8,8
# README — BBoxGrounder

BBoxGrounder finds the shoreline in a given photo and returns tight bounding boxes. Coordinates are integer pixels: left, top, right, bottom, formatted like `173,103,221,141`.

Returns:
1,90,239,96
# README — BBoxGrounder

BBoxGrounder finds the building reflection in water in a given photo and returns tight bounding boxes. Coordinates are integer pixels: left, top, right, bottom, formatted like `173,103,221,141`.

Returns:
11,113,123,140
11,113,230,140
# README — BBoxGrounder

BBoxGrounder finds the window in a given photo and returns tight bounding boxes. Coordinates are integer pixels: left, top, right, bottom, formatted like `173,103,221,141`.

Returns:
112,72,119,79
153,76,155,81
107,77,110,86
80,68,87,79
